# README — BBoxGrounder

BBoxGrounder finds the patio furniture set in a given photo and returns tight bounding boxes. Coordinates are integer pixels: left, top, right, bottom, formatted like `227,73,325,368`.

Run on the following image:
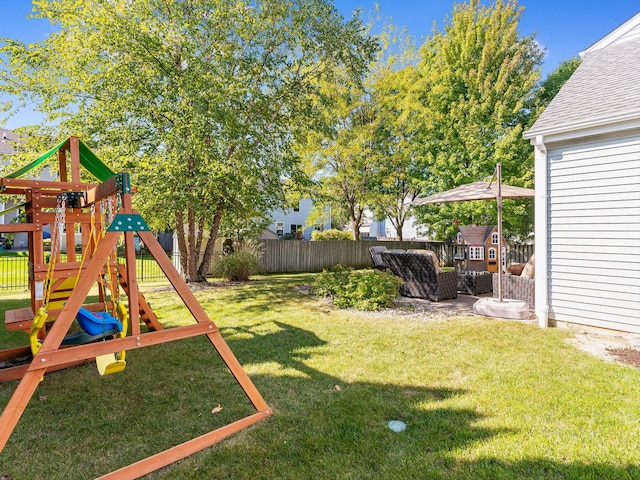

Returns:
369,246,535,306
494,254,535,306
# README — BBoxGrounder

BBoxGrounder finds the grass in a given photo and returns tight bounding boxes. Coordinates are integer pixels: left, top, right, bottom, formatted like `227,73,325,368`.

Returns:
0,253,170,292
0,251,29,257
1,273,640,479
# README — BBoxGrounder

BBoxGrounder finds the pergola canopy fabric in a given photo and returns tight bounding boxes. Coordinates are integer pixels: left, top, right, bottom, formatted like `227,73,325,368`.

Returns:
6,137,115,182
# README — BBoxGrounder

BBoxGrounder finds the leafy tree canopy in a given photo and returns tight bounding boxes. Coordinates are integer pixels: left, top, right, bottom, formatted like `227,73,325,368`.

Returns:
365,26,424,241
410,0,543,240
531,56,581,121
1,0,377,280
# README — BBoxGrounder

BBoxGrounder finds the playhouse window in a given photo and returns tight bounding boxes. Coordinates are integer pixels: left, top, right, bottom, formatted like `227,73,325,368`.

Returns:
469,247,484,260
491,232,499,244
456,232,463,244
454,246,465,260
488,247,497,260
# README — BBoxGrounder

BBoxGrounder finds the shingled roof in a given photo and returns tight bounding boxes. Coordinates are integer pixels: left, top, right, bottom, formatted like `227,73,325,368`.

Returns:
458,226,496,245
526,13,640,137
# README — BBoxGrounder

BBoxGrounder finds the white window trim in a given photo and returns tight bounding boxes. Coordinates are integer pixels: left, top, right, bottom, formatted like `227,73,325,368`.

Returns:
469,246,484,260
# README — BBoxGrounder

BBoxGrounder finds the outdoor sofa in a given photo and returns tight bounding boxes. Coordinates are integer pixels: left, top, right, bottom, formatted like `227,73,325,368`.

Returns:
381,250,457,302
368,246,406,271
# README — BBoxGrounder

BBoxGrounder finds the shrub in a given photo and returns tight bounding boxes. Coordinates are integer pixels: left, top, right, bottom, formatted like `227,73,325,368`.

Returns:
312,264,402,311
311,229,352,241
215,239,263,281
311,264,353,298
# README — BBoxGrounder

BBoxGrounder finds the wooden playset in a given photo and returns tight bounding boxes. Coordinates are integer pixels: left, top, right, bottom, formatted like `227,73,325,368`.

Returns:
0,136,272,478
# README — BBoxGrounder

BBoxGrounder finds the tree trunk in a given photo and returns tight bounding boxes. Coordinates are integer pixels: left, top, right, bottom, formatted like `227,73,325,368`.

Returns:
186,203,202,282
352,224,360,241
175,210,189,276
175,207,208,283
350,206,363,241
197,202,224,279
393,218,405,241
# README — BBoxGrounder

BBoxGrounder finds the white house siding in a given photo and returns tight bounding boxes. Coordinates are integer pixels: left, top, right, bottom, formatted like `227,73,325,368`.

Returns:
546,132,640,332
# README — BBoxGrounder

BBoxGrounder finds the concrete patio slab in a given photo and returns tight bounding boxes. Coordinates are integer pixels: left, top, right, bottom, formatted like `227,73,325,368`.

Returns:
473,297,530,320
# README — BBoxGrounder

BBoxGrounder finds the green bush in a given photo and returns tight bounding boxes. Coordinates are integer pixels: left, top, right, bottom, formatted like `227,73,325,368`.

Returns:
311,229,352,241
215,240,263,281
311,264,353,297
312,264,402,311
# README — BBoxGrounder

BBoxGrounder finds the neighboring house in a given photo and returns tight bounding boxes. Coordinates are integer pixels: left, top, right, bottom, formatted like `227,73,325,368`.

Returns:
524,13,640,332
267,197,329,240
363,199,431,241
454,225,505,273
0,129,22,247
0,128,19,155
269,196,430,242
0,129,56,249
367,215,430,241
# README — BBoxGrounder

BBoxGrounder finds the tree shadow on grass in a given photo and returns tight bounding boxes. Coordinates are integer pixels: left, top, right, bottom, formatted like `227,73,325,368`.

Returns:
202,276,321,318
2,318,638,479
217,320,507,477
208,320,640,480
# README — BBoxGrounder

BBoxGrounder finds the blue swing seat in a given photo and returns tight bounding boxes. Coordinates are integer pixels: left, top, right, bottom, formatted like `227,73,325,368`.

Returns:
76,306,123,336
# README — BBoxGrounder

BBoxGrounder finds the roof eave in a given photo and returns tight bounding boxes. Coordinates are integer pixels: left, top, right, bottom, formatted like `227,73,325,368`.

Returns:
580,12,640,57
524,110,640,143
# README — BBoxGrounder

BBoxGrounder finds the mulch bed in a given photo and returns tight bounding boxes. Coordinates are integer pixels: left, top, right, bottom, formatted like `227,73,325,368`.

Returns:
607,348,640,369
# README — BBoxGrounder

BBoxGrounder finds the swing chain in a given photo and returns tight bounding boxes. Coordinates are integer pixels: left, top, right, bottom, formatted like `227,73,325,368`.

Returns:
43,195,67,308
101,196,115,229
53,195,67,247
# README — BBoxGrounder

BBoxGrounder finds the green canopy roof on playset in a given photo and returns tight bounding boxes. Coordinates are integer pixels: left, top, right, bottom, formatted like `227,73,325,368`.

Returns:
6,137,115,182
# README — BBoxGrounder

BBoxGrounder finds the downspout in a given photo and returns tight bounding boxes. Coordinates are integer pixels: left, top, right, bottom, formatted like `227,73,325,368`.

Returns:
533,135,549,327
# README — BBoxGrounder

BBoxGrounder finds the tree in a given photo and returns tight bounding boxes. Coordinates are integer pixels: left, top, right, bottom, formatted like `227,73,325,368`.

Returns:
410,0,543,240
300,69,379,240
494,56,581,242
531,57,581,120
366,30,425,241
300,22,422,241
0,0,377,281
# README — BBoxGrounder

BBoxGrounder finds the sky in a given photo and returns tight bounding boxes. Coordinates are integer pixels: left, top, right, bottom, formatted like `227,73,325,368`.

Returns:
1,0,639,129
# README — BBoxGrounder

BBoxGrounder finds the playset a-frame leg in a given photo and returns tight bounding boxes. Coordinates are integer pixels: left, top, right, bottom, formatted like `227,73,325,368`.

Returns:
98,229,273,480
0,217,272,479
1,138,271,477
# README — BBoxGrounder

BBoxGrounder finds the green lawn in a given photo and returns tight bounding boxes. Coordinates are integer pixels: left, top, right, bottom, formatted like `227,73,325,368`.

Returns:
0,252,170,292
1,273,639,479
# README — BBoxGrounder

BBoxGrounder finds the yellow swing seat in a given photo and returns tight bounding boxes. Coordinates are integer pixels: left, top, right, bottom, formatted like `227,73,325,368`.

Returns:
95,301,129,376
29,306,49,356
96,352,126,376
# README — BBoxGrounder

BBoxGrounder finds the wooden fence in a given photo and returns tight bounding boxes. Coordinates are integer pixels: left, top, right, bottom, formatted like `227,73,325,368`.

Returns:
507,244,535,263
0,242,534,289
257,240,534,273
258,240,432,273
